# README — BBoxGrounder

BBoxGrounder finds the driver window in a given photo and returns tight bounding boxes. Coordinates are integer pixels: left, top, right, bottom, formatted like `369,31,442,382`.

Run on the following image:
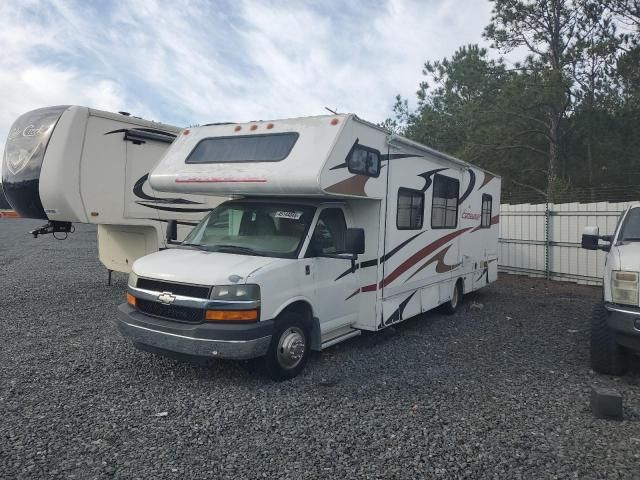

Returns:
309,208,347,255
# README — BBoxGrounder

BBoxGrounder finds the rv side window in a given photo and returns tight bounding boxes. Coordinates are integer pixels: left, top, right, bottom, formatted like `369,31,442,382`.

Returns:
431,174,459,229
481,194,492,228
397,188,424,230
347,145,381,177
185,133,299,163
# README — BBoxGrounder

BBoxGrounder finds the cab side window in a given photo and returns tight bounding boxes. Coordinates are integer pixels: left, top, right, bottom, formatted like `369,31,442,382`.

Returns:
308,208,347,255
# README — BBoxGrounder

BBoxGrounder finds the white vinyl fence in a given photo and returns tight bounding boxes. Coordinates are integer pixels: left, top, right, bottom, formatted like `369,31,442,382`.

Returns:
498,201,639,285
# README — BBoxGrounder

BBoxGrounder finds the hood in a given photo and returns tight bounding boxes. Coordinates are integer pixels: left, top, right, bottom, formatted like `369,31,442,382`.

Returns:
612,243,640,272
132,248,282,286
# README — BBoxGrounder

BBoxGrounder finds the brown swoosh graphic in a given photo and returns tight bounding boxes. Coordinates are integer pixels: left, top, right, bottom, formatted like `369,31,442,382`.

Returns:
325,174,369,196
404,245,461,283
349,227,472,298
479,172,496,189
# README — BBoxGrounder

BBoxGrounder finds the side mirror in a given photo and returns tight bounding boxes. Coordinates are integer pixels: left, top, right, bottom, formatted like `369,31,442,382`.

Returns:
345,228,365,255
581,226,610,251
166,220,178,244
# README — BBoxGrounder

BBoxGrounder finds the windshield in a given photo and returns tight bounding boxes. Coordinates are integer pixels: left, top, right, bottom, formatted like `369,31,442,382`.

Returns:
618,208,640,242
182,202,316,258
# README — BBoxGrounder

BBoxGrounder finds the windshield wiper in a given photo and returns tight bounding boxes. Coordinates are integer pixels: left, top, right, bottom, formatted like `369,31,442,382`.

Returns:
213,244,258,255
180,243,210,250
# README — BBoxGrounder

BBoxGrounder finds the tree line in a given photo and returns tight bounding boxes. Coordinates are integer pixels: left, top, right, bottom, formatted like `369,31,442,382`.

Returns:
384,0,640,204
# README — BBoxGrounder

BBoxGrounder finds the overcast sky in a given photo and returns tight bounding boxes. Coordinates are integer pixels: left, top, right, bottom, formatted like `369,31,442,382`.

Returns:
0,0,493,150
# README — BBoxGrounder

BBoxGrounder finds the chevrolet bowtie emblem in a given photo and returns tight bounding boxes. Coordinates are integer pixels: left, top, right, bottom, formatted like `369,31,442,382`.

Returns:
157,292,176,305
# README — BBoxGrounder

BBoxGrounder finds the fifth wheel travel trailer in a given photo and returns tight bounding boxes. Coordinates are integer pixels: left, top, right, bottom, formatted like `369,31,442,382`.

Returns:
116,114,501,380
1,106,221,274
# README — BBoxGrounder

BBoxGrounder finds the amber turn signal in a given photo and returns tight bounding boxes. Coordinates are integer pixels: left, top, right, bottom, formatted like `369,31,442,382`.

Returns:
126,293,136,307
205,309,258,322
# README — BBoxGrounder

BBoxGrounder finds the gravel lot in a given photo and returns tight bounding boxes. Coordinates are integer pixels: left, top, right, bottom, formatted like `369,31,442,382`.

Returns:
1,218,639,479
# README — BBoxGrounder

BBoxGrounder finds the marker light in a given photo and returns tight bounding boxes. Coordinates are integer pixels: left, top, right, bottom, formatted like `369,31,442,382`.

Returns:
183,129,190,135
234,125,242,132
205,309,258,322
250,125,258,131
330,118,339,125
266,123,274,129
126,293,136,307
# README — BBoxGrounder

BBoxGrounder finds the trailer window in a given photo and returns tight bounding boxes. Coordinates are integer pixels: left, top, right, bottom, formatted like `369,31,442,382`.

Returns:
185,132,299,163
481,194,492,228
347,144,381,177
397,188,424,230
431,174,459,229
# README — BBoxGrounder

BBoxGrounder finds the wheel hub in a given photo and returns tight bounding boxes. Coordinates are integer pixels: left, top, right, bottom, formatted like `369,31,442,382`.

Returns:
277,327,306,369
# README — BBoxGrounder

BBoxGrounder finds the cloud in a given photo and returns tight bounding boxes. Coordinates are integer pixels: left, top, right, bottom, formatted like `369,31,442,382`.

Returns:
0,0,493,157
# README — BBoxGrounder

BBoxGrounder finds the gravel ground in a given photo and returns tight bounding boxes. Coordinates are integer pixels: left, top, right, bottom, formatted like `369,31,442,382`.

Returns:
1,218,639,479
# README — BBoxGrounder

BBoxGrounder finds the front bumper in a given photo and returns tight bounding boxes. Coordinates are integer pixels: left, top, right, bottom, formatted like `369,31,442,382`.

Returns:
604,303,640,351
115,304,273,360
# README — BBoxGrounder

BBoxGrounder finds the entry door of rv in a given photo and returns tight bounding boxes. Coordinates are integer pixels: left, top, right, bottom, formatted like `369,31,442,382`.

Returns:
426,171,463,302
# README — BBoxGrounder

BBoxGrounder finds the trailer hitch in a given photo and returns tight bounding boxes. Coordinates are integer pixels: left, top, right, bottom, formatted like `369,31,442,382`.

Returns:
30,221,74,239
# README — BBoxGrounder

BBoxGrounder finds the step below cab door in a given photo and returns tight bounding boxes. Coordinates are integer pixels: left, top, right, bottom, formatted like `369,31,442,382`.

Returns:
305,206,360,336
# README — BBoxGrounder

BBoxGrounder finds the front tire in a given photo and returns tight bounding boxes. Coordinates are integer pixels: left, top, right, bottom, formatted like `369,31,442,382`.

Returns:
443,280,462,315
591,301,627,375
264,312,310,381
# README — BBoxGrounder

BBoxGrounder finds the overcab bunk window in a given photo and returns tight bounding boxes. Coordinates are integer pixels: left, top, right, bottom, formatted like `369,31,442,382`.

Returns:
431,174,459,229
397,188,424,230
347,144,381,177
186,132,299,163
481,194,492,228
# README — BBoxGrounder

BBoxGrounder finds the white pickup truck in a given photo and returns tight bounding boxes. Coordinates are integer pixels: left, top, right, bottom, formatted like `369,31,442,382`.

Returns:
582,205,640,375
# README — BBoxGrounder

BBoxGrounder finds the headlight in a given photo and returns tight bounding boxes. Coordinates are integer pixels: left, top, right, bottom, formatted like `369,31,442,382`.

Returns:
128,271,138,288
611,271,638,306
210,284,260,301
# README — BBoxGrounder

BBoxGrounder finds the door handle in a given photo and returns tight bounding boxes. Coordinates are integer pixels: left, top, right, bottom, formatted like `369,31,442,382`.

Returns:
305,265,311,275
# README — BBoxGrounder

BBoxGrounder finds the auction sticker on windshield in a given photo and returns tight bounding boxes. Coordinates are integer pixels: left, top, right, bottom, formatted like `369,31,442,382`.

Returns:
273,211,303,220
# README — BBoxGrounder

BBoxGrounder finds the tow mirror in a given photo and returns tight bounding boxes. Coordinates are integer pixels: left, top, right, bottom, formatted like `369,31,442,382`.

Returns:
581,226,610,251
346,228,365,255
166,220,178,244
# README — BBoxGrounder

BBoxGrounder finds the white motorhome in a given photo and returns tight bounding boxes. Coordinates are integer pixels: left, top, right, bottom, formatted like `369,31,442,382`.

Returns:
1,106,221,273
117,114,501,379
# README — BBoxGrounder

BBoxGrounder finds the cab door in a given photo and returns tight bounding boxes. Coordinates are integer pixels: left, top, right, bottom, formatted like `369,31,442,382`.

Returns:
306,207,360,335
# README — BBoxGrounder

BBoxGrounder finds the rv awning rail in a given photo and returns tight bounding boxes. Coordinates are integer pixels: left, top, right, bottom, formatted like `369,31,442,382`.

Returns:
386,134,499,178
